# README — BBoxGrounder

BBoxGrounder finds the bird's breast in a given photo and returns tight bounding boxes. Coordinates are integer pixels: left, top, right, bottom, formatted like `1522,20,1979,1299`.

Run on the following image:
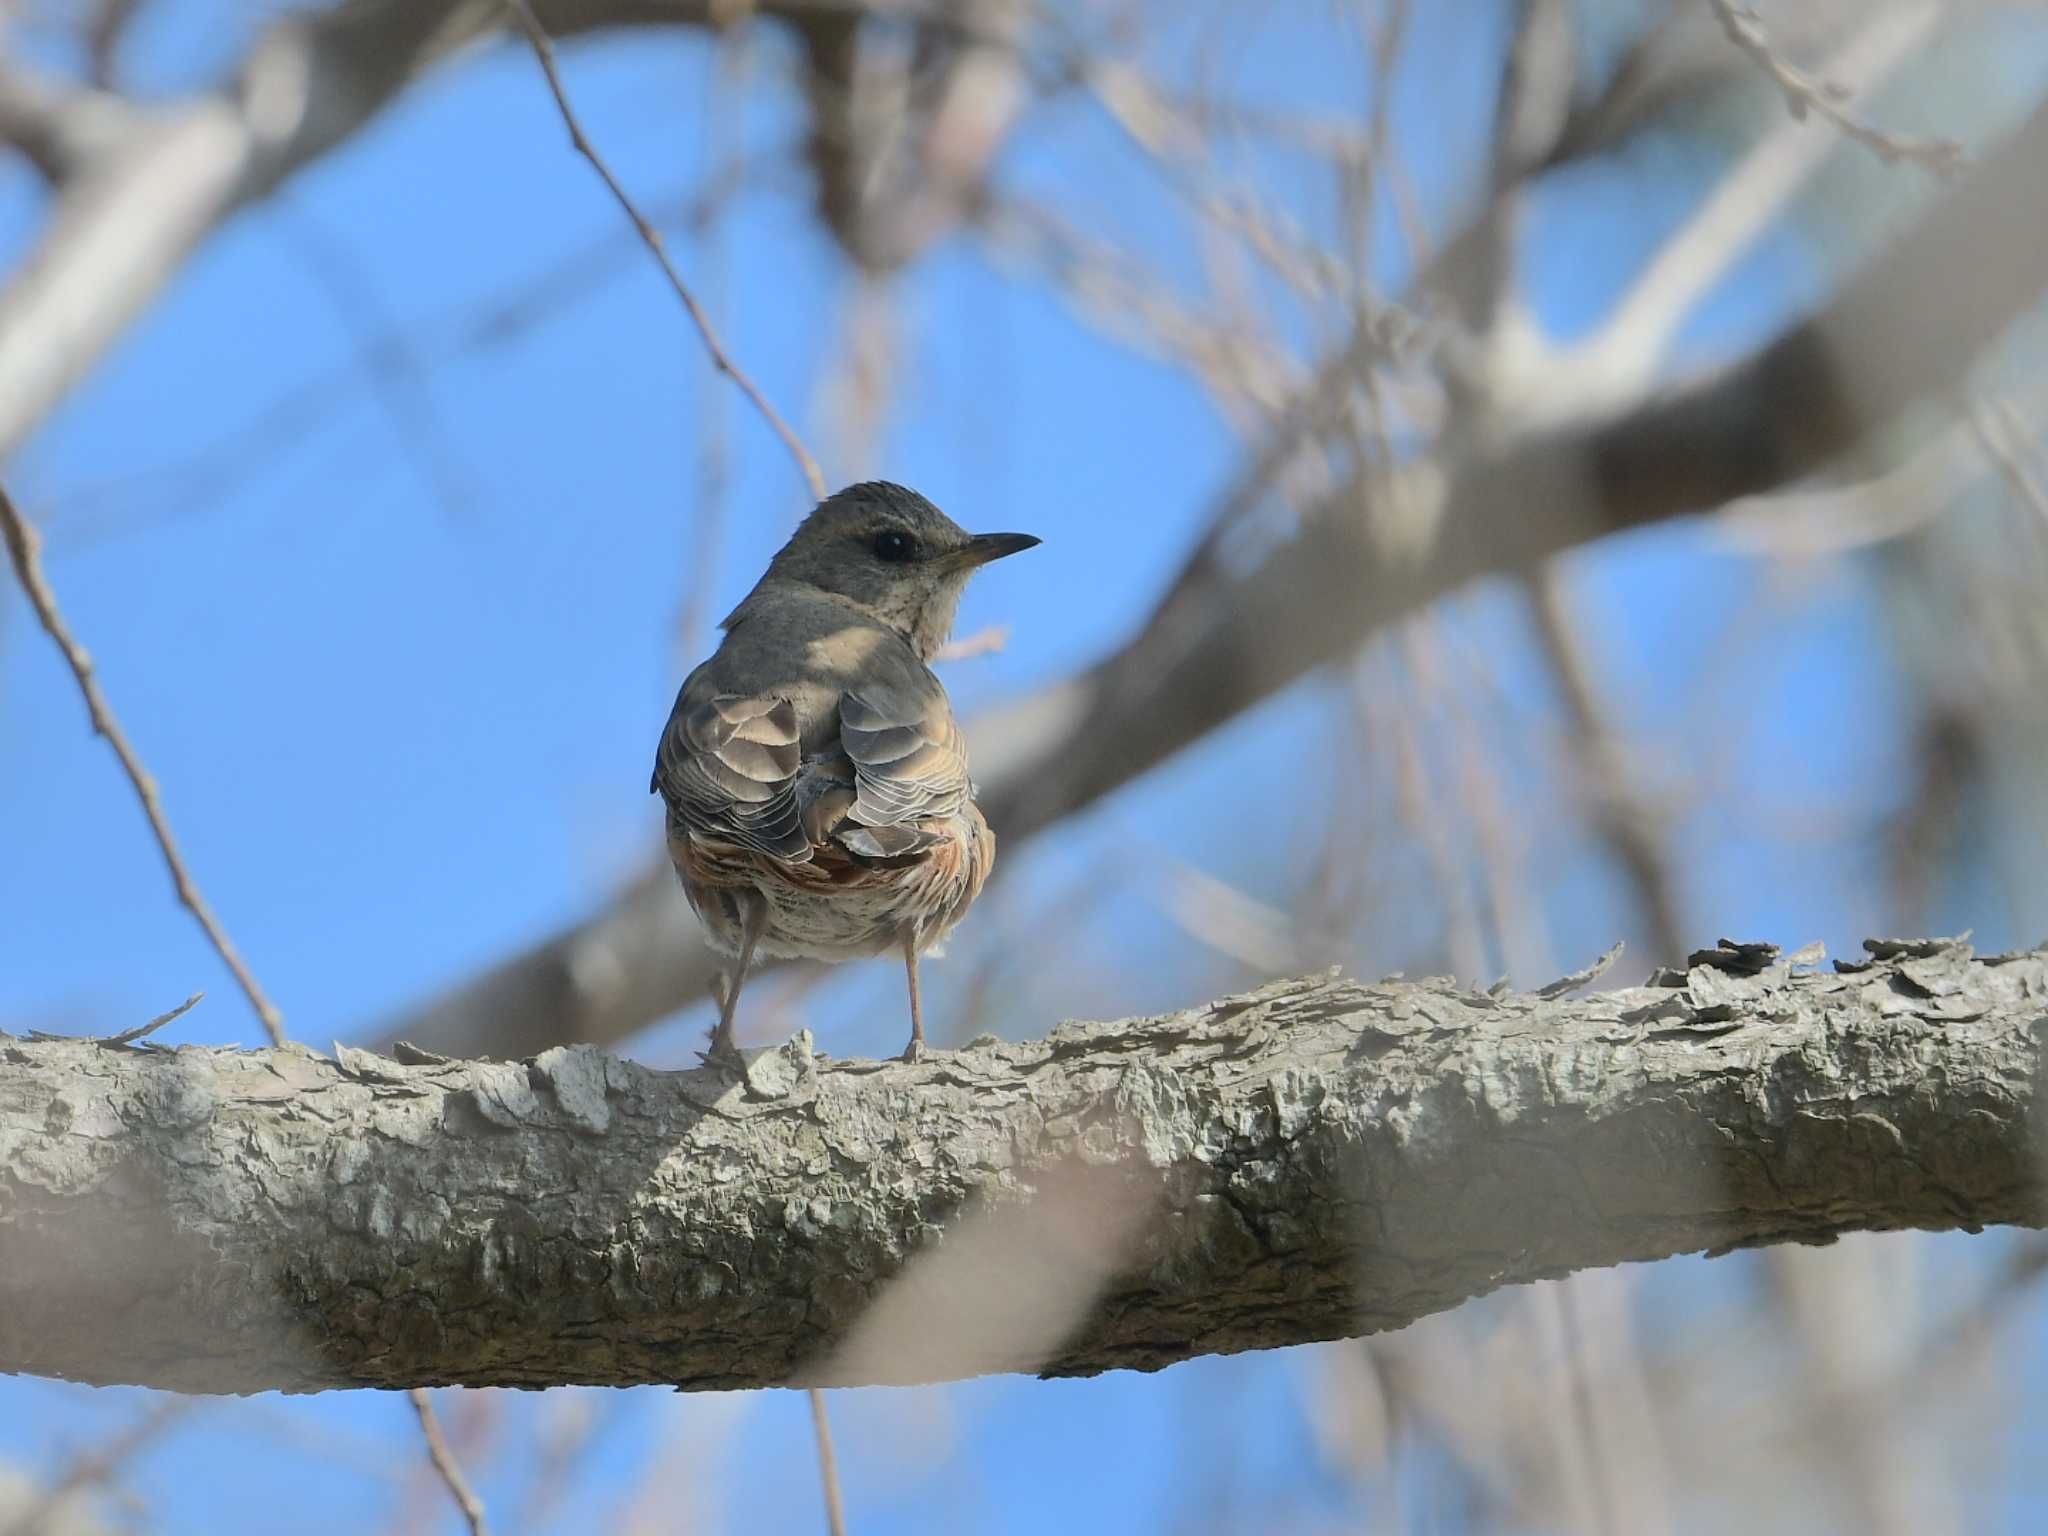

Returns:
672,803,993,962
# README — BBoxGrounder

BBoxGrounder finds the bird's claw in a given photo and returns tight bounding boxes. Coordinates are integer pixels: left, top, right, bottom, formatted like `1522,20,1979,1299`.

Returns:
899,1038,928,1065
698,1028,746,1073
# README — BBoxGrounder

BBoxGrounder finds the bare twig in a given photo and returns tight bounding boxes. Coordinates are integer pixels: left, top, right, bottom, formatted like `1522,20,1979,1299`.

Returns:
501,0,827,503
806,1389,848,1536
1526,570,1687,967
1152,854,1300,975
973,193,1303,428
49,165,765,551
271,199,486,528
673,29,751,663
29,991,206,1051
818,273,901,483
1970,396,2048,532
0,483,284,1043
1708,0,1965,175
1553,2,1941,410
0,0,506,462
1538,941,1625,1000
0,59,137,184
0,1396,192,1536
1372,647,1488,982
933,624,1009,662
408,1388,490,1536
1075,55,1353,303
100,991,205,1047
519,1393,609,1534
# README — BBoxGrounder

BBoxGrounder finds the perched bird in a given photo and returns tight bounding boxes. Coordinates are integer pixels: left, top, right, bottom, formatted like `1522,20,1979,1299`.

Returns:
652,481,1039,1062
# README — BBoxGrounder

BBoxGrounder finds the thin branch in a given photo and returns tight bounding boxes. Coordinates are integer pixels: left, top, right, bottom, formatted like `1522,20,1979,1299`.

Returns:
0,1397,192,1536
672,29,751,664
0,484,285,1043
973,193,1305,428
409,1389,491,1536
1708,0,1965,175
932,623,1009,662
1075,53,1353,303
47,165,765,551
270,200,487,529
28,991,205,1051
1525,570,1687,967
806,1389,848,1536
100,991,205,1047
1442,0,1573,340
1537,940,1626,1000
818,272,902,483
1152,853,1301,975
1555,2,1941,409
0,0,501,462
501,0,828,503
0,59,138,183
1970,396,2048,533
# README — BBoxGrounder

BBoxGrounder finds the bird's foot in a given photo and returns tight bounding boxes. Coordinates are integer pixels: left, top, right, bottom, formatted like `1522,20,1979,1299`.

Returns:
698,1025,746,1073
898,1037,928,1065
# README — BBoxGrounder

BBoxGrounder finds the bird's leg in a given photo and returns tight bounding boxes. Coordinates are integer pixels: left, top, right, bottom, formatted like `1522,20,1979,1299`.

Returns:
704,892,768,1066
900,931,926,1064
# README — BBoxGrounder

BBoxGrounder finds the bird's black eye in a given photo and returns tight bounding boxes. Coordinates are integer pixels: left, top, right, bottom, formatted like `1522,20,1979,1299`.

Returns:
871,529,918,563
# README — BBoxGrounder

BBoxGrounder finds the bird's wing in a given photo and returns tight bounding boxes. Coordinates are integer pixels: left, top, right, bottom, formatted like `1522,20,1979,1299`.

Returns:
832,674,971,860
651,680,810,863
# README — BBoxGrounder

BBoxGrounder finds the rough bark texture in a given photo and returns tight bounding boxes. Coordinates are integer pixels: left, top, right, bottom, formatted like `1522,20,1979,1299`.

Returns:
3,940,2045,1396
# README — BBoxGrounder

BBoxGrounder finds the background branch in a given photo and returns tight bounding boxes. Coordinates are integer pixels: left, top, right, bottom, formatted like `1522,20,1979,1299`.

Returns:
408,1389,490,1536
503,0,827,501
0,486,283,1042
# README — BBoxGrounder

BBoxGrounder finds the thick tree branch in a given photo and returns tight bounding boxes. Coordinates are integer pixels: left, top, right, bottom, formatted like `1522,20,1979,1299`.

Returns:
380,82,2048,1060
6,941,2045,1395
0,0,856,462
0,0,492,460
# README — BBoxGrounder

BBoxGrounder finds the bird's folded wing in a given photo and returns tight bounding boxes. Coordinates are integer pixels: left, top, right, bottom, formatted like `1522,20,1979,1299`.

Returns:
834,679,970,859
652,688,810,862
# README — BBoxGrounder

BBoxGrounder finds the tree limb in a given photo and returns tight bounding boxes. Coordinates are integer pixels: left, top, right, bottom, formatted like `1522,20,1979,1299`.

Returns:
5,940,2044,1395
0,0,845,462
0,0,495,461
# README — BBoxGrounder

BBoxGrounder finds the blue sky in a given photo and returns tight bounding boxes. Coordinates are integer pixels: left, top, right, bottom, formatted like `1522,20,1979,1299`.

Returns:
6,3,2048,1531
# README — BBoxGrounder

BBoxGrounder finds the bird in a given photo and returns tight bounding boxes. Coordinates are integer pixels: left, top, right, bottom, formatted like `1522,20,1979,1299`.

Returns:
652,481,1039,1063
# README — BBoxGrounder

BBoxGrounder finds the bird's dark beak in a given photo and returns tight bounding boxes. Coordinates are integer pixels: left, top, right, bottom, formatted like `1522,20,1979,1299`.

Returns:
953,532,1041,568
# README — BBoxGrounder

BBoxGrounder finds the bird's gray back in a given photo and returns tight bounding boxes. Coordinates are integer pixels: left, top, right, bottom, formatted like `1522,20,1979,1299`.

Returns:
693,590,941,755
653,589,971,864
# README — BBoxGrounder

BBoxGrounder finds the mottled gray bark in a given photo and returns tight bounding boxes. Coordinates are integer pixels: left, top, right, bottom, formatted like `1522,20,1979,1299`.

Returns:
3,940,2044,1396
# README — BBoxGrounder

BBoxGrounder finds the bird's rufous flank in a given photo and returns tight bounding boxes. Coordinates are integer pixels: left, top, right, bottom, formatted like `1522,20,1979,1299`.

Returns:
651,481,1039,1062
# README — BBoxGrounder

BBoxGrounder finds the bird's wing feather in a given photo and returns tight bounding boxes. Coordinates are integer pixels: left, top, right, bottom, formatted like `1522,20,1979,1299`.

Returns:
837,675,971,844
651,682,810,862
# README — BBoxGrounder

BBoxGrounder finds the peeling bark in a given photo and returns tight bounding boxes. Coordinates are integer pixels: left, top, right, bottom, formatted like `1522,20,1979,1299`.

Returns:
3,940,2045,1395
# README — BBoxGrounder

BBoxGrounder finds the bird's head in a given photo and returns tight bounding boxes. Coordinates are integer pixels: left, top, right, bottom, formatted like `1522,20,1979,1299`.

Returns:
747,481,1039,659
